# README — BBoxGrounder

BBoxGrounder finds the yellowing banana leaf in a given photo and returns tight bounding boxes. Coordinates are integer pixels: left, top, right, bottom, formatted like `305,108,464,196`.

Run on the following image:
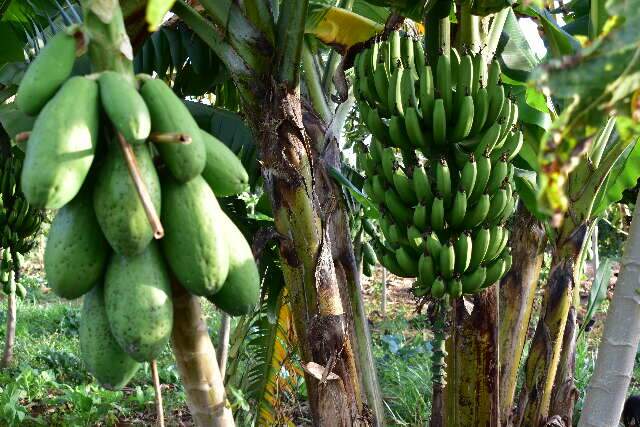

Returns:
306,5,383,50
146,0,176,31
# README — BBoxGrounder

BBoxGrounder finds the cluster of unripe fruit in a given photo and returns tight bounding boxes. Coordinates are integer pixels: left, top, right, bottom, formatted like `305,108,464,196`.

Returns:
354,31,521,298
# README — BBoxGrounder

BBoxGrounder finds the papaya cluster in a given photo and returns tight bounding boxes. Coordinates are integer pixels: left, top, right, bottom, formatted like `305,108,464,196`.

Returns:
15,28,260,390
353,31,522,299
0,147,44,298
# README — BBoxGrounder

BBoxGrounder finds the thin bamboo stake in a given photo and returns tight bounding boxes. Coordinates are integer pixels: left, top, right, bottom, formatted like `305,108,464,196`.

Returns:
151,360,165,427
381,267,387,317
216,313,231,380
116,132,164,239
1,272,16,368
149,132,192,145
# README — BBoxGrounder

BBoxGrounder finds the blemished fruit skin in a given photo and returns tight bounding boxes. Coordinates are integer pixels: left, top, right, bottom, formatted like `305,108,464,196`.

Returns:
21,77,99,209
200,130,249,197
98,71,151,144
161,175,229,296
104,242,173,362
93,143,160,256
16,31,76,115
45,188,109,299
140,79,205,182
79,286,140,390
207,214,260,316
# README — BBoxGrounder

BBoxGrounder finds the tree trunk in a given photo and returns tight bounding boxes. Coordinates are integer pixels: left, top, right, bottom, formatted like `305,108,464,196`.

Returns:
253,86,372,425
499,205,547,425
514,223,588,427
171,284,235,426
1,280,16,368
445,286,500,426
578,194,640,427
549,304,578,426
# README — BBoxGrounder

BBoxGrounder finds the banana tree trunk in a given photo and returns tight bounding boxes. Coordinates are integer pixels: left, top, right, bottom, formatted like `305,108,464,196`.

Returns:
499,205,547,425
514,223,588,427
578,193,640,427
171,284,235,426
253,86,371,425
445,286,500,426
1,282,16,368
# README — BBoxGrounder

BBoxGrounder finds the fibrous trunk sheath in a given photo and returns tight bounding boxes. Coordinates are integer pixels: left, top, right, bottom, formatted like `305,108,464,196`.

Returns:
499,205,546,425
445,286,500,426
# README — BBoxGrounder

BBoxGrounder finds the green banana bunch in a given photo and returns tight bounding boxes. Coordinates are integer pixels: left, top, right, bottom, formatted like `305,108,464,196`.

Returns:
354,30,521,299
0,146,44,297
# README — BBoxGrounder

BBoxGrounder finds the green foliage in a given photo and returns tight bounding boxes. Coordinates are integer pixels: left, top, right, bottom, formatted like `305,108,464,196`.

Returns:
146,0,176,31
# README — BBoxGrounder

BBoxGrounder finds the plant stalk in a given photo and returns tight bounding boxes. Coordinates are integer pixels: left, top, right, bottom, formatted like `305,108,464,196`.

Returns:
217,313,231,380
1,273,16,368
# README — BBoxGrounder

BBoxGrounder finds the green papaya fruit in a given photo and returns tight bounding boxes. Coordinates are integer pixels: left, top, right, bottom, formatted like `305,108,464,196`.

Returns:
80,286,140,390
98,71,151,144
104,242,173,362
200,130,249,196
45,188,109,299
161,175,229,296
207,214,259,316
21,76,99,209
93,143,160,255
140,79,205,182
16,31,77,115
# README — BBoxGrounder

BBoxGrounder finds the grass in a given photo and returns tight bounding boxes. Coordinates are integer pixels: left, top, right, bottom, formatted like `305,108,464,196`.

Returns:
0,255,638,425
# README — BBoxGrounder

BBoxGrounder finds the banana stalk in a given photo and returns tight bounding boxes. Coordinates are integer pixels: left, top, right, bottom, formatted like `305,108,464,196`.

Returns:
445,286,499,426
498,204,546,424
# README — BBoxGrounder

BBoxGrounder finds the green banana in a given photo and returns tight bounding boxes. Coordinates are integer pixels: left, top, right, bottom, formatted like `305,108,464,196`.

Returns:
487,59,501,90
483,225,504,263
407,225,424,249
413,38,426,71
404,107,428,148
392,167,418,205
463,193,490,228
418,253,436,286
363,241,378,265
483,255,507,288
449,190,468,229
381,148,396,183
382,252,407,277
456,53,474,109
468,227,490,270
396,246,418,277
419,65,435,125
413,203,428,229
366,108,391,144
485,187,508,223
439,242,455,279
485,155,508,195
461,267,486,293
460,154,477,196
413,165,434,205
374,63,391,109
425,231,442,258
502,129,524,161
472,53,487,96
503,249,513,275
449,278,463,298
388,64,405,116
431,196,445,231
454,232,472,274
389,115,413,150
451,94,475,141
436,54,452,119
450,47,461,89
385,189,412,224
390,31,402,69
486,83,505,125
431,277,446,298
435,157,452,203
471,87,489,135
401,62,419,107
473,121,502,157
469,154,491,202
432,98,447,145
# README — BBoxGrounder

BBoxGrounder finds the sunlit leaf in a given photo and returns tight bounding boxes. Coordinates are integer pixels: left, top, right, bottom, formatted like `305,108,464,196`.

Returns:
306,4,383,51
146,0,175,31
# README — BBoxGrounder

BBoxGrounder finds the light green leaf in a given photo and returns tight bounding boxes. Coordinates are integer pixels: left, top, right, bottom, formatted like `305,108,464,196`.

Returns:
146,0,176,31
578,257,613,337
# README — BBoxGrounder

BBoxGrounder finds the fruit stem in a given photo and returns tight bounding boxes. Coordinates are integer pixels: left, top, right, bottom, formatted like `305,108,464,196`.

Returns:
116,133,164,239
149,132,193,145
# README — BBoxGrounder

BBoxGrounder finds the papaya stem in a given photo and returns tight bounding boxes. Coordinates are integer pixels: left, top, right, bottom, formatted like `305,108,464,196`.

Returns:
151,359,165,427
15,132,30,144
149,132,193,145
116,132,164,239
